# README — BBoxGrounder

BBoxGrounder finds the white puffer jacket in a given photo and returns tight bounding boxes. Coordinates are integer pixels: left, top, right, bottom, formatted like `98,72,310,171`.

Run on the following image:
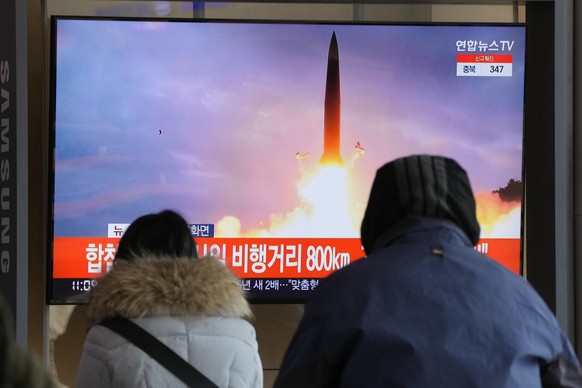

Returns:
76,256,263,388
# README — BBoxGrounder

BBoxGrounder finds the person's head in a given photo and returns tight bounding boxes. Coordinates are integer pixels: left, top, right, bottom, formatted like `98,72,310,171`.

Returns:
360,154,480,254
114,209,198,261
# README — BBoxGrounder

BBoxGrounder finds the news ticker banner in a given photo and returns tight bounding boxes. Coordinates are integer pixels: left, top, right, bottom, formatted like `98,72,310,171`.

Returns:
52,237,521,279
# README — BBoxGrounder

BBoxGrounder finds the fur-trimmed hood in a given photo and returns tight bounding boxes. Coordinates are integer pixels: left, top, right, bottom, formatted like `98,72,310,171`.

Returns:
86,255,252,326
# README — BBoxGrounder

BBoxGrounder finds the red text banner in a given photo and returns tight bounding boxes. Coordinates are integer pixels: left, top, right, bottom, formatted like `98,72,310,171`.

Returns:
52,237,521,279
456,53,513,63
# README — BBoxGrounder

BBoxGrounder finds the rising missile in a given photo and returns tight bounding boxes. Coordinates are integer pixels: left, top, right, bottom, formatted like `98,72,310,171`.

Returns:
320,32,344,166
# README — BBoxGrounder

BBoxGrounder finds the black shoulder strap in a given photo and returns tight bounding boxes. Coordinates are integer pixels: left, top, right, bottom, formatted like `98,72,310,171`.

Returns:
99,317,218,388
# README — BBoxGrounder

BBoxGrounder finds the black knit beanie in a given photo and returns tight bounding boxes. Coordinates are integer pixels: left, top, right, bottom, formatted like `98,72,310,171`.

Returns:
360,154,481,254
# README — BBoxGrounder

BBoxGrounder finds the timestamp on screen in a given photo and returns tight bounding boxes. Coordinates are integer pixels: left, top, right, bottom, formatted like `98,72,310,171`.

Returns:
71,279,97,292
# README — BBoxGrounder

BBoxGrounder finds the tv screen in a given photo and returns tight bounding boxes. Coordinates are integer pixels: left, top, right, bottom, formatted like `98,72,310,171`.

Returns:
48,16,526,303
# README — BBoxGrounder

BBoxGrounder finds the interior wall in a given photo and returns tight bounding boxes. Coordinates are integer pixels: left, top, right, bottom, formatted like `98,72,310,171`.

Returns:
575,0,582,356
34,2,523,387
27,0,49,362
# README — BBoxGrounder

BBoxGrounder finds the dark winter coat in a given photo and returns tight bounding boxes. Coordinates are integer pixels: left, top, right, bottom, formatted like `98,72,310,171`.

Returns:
274,218,581,388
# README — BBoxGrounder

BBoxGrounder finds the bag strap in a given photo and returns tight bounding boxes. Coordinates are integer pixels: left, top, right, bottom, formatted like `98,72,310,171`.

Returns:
100,317,218,388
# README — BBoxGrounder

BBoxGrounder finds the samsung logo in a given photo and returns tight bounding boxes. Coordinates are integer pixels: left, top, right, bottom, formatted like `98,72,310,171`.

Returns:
0,59,10,274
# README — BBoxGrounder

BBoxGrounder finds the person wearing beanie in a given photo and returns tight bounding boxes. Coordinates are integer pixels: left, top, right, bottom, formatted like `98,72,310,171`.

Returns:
274,154,581,388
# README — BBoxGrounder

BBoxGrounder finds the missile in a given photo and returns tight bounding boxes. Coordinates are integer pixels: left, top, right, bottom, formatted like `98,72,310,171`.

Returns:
320,32,344,166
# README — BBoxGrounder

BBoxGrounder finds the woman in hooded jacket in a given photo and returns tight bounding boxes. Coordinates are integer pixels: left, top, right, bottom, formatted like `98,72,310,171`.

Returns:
76,209,263,388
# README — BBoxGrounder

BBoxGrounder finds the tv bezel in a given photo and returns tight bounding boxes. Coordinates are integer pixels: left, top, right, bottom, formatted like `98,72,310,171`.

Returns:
46,15,527,305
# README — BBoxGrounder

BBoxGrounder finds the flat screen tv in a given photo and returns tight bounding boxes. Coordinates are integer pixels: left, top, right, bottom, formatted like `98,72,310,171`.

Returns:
48,16,526,303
